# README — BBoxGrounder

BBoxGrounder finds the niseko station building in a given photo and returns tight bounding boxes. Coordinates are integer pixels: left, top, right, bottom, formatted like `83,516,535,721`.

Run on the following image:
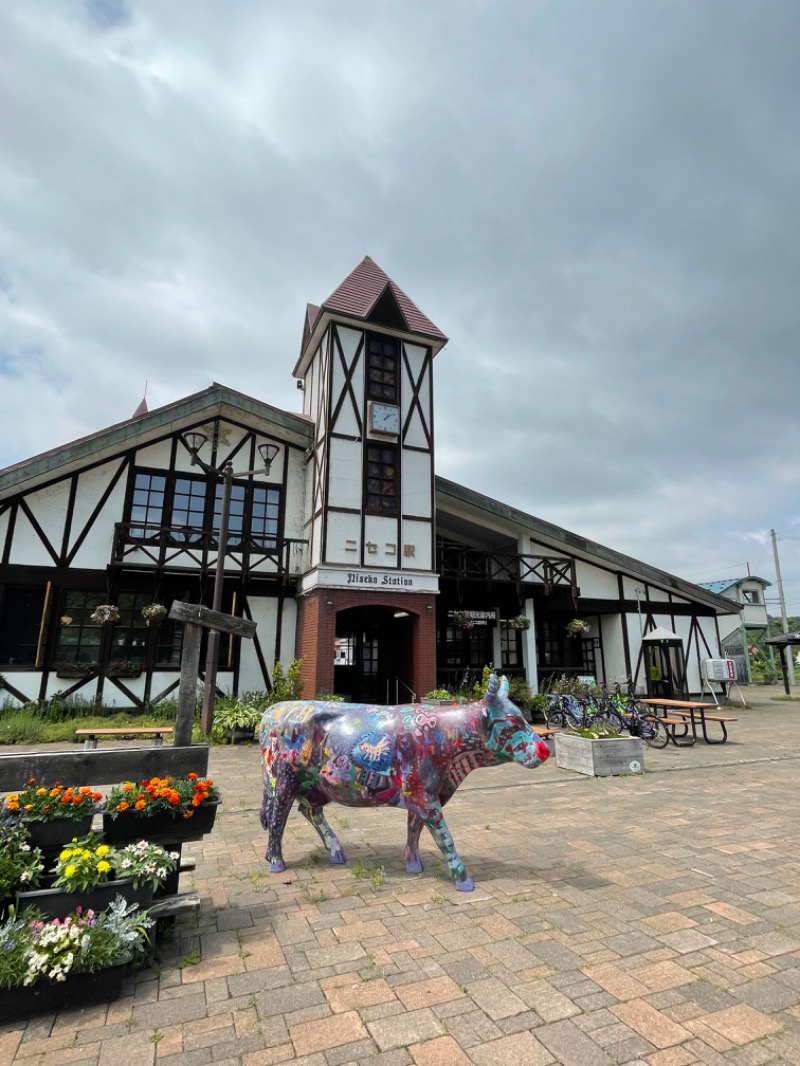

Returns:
0,258,737,711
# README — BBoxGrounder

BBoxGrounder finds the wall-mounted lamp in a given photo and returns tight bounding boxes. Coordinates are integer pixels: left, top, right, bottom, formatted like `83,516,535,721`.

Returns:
326,600,334,608
394,610,410,619
296,380,304,391
180,433,280,476
425,604,434,611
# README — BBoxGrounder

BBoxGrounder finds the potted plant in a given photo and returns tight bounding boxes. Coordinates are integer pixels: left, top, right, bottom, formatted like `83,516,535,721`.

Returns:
452,612,475,630
422,689,457,707
54,661,96,679
103,773,221,844
3,782,104,858
90,604,120,625
0,897,153,1021
509,616,531,630
17,832,173,918
566,618,591,637
106,659,144,679
0,824,45,914
141,604,167,626
210,697,263,743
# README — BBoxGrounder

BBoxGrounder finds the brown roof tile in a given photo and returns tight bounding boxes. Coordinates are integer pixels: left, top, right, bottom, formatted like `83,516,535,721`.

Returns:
321,256,447,342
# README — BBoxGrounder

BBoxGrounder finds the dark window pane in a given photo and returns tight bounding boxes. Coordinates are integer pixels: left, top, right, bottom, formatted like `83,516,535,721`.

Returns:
0,587,46,667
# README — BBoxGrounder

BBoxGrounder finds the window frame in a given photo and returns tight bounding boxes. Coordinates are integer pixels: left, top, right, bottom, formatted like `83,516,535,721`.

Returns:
365,334,399,404
364,443,399,515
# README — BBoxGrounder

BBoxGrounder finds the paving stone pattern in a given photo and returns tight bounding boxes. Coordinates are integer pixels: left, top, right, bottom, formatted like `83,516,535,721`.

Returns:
2,687,800,1065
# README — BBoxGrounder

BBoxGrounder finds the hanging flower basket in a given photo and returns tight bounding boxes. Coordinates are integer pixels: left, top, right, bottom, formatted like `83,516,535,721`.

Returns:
141,604,167,626
90,604,120,625
566,619,591,637
509,616,531,631
451,612,475,630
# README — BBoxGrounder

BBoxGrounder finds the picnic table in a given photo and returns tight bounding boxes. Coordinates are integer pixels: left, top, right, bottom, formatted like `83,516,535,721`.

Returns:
639,698,738,745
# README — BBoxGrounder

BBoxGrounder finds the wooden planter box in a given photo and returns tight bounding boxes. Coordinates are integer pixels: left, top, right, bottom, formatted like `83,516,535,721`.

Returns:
554,733,644,777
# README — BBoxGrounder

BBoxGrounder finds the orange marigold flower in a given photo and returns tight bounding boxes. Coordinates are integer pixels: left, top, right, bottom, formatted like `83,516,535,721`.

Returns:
186,773,198,780
134,799,147,810
116,801,130,812
36,788,47,796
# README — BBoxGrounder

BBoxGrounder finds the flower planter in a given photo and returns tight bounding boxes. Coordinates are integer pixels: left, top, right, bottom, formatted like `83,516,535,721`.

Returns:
24,816,95,861
102,801,219,845
554,733,644,777
17,879,152,920
0,959,130,1023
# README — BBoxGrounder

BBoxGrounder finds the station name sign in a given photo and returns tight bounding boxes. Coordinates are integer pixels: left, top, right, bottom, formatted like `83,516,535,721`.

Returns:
301,568,440,595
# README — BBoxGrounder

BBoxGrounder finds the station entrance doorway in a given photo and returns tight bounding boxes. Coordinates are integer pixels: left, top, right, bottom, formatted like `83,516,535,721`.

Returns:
333,605,414,704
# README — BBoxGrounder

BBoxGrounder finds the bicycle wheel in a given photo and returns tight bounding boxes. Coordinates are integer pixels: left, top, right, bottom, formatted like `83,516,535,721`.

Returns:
545,709,567,730
600,711,625,735
639,714,668,749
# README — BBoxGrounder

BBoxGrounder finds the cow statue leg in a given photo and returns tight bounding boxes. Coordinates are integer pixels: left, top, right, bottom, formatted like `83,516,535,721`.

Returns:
404,813,425,874
260,764,298,873
405,779,458,878
298,798,347,864
423,803,475,892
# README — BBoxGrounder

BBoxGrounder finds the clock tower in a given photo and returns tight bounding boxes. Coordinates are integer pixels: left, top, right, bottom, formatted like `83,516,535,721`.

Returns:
292,257,448,702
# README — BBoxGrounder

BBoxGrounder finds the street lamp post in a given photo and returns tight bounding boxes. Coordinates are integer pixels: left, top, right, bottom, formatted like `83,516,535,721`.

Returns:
180,432,280,734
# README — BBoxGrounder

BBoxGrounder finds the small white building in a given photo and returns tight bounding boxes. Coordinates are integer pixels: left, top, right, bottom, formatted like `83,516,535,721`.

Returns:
0,257,739,708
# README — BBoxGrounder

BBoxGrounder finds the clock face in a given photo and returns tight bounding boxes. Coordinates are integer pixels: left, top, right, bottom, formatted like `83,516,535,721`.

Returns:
370,403,400,435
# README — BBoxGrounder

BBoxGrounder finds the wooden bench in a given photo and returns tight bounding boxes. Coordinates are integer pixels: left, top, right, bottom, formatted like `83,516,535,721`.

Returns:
74,727,174,751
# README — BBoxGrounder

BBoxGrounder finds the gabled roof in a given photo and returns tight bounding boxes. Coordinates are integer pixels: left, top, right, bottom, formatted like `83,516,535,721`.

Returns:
321,257,446,341
434,475,740,616
697,576,772,594
0,383,313,498
295,257,448,374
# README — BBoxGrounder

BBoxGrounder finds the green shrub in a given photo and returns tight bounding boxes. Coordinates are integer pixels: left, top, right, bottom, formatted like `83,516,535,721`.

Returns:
0,713,46,745
267,659,304,704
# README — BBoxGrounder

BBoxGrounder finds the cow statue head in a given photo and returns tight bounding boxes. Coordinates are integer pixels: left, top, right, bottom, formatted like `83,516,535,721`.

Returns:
482,673,551,767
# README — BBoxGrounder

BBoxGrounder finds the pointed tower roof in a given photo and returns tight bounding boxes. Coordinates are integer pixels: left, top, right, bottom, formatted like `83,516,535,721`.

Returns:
321,257,447,341
295,258,447,376
132,396,148,418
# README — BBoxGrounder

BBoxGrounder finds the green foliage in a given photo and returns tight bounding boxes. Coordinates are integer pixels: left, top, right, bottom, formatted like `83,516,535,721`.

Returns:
267,659,304,704
0,713,45,745
423,689,455,701
546,674,599,697
507,676,533,709
210,696,262,743
314,692,345,702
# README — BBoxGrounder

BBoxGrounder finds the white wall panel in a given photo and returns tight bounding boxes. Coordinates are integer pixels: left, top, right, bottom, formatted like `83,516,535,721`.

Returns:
23,479,72,552
70,469,128,568
325,512,362,564
401,451,432,518
241,596,278,692
363,515,401,568
9,510,60,566
136,440,173,468
575,564,617,598
401,519,433,570
328,439,362,510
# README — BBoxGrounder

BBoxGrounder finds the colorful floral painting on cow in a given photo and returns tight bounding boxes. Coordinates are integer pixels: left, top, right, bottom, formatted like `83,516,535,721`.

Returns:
259,674,550,891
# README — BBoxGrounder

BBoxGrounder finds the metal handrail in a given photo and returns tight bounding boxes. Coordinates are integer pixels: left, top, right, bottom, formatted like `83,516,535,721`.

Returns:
387,677,417,704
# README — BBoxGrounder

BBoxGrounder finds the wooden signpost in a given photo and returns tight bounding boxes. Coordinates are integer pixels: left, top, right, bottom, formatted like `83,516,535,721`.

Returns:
168,601,257,743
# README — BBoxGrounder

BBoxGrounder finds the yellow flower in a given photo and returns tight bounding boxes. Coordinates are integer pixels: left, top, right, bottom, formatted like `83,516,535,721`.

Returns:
96,845,110,857
64,864,77,879
58,848,72,861
81,850,91,861
97,860,111,874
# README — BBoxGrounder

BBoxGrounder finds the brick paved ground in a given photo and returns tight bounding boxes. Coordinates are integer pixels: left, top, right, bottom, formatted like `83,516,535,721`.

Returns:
2,686,800,1065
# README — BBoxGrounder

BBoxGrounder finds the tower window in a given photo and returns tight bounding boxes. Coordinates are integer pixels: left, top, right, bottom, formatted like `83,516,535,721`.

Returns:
366,336,398,403
365,444,398,513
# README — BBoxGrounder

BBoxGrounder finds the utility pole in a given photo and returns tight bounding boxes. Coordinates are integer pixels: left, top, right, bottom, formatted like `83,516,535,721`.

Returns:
770,529,792,691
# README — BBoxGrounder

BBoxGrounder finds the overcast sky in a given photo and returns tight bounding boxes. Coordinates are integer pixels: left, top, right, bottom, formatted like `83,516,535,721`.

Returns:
2,0,799,615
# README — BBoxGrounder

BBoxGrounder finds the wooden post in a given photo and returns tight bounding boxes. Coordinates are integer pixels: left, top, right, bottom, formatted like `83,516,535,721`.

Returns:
175,622,202,746
168,602,257,742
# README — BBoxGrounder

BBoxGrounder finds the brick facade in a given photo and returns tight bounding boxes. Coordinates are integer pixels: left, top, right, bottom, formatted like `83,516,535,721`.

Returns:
295,587,437,702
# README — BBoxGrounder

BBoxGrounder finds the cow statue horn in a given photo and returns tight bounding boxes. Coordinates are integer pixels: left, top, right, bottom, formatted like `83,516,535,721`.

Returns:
259,673,551,892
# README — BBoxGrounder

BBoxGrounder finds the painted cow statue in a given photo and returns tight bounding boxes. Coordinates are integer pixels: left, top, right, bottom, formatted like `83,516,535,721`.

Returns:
259,674,550,891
